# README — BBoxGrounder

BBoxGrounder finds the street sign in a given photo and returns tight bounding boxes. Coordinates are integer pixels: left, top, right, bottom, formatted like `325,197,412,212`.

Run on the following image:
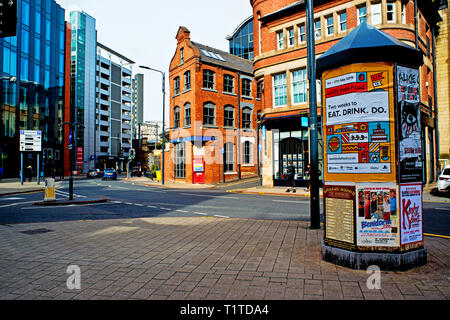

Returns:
20,130,42,152
0,0,17,38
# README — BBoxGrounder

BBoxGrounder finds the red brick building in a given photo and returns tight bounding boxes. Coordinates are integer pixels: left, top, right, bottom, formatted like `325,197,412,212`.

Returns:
164,27,263,184
250,0,442,187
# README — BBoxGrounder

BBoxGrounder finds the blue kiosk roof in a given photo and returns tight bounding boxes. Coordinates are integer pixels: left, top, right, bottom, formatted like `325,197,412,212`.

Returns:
316,22,423,77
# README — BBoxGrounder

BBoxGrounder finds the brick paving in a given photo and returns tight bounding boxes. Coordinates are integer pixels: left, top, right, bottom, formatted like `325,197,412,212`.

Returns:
0,216,448,300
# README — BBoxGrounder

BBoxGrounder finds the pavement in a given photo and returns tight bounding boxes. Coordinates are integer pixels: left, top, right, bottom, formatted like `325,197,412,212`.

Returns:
0,177,448,301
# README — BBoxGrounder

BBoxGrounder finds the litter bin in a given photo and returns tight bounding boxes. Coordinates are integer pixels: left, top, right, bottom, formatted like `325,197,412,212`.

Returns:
155,170,161,181
44,178,56,202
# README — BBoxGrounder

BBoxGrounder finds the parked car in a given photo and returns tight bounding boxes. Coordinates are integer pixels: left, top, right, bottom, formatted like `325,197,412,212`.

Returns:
87,169,100,179
144,170,154,180
103,168,117,180
130,166,142,177
438,165,450,193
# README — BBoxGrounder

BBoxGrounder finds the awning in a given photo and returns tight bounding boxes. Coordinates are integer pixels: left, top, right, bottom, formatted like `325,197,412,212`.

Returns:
169,136,217,144
262,110,308,122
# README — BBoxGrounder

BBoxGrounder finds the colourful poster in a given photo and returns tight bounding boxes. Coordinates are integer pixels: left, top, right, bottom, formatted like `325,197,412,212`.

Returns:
400,183,423,245
396,65,422,183
322,62,396,182
356,183,399,247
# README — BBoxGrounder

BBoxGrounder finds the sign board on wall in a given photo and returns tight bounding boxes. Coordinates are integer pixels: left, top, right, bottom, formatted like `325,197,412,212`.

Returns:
396,65,422,183
322,62,396,182
355,183,400,247
399,183,423,245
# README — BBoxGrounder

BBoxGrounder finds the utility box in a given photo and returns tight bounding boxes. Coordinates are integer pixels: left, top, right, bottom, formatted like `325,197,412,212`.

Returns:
44,178,56,202
316,22,426,271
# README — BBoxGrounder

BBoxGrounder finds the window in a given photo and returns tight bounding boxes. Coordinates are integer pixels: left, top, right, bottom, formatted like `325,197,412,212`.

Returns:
242,78,251,97
277,31,284,50
243,141,252,165
224,105,234,127
338,11,347,32
314,19,321,39
203,102,215,125
225,142,234,172
21,29,29,54
180,48,184,64
292,69,307,104
184,71,191,91
35,11,41,34
372,3,382,25
20,58,28,81
257,82,262,99
45,44,50,66
174,143,186,178
184,103,191,126
34,64,40,83
174,76,180,95
242,107,252,129
287,27,294,47
174,106,180,128
45,19,51,41
358,6,367,25
401,2,407,24
35,38,40,60
223,74,234,93
386,1,396,23
22,1,30,26
298,23,306,43
203,69,215,89
273,73,287,107
326,15,334,36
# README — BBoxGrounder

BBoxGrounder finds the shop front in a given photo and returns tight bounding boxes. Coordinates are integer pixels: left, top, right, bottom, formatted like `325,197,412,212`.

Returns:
263,113,323,187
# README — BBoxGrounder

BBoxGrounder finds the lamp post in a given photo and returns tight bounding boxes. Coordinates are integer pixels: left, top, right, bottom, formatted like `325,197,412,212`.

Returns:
139,65,166,184
58,121,84,200
306,0,321,229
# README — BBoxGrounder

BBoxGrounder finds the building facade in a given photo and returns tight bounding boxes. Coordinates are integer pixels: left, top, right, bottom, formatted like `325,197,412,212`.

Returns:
1,0,70,178
95,43,134,171
132,73,144,139
165,27,262,185
69,10,97,174
436,6,449,167
251,0,442,187
227,15,255,60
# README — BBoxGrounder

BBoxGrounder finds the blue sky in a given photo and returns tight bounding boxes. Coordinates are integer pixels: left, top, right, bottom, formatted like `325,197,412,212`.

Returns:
55,0,253,122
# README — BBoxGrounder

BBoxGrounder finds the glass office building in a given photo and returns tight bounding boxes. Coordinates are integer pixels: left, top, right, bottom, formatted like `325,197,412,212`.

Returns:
0,0,67,178
227,16,254,61
69,10,97,173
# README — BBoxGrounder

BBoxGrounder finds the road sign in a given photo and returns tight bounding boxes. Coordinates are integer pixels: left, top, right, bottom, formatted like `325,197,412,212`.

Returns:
0,0,17,38
20,130,42,152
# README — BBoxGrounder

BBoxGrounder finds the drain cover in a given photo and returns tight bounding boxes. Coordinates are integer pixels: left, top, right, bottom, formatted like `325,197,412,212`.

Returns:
21,228,54,235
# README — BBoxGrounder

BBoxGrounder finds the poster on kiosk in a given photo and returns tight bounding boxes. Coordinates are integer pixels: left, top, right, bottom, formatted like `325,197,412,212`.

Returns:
321,62,423,251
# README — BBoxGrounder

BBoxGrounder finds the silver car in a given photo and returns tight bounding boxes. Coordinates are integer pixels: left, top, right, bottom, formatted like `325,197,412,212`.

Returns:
438,165,450,193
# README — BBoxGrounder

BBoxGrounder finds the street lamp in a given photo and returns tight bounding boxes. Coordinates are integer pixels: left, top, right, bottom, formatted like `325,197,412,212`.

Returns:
58,121,84,200
139,65,166,185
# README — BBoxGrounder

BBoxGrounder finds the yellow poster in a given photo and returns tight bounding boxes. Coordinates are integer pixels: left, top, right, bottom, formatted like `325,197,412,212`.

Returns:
322,62,396,183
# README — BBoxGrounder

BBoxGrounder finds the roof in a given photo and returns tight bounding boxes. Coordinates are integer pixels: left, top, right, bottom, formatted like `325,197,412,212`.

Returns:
97,42,135,64
226,15,253,40
190,41,254,75
316,22,423,77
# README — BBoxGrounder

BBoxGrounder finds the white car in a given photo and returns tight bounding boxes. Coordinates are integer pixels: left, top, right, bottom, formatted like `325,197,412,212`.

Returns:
438,165,450,193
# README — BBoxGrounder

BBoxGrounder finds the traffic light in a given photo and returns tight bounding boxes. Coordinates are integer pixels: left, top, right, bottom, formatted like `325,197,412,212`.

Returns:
129,149,135,160
0,0,17,38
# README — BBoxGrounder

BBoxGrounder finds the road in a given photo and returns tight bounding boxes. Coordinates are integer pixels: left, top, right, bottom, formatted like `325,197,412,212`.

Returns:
0,178,449,237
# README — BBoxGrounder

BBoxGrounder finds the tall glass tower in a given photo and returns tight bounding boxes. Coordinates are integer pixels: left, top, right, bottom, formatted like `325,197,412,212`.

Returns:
227,16,254,61
0,0,67,178
69,10,97,173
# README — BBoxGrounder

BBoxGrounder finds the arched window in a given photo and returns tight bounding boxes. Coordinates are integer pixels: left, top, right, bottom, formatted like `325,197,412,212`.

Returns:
224,105,234,127
184,103,191,127
242,107,252,129
203,102,215,125
174,106,180,128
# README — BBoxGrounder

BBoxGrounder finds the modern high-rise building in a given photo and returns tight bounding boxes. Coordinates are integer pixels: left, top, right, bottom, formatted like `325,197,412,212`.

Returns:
69,9,97,173
0,0,70,178
227,16,254,61
132,73,144,139
95,42,134,171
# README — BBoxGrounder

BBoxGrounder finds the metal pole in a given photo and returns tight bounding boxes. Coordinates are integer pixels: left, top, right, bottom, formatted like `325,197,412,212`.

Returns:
237,72,241,180
162,72,165,185
20,152,23,185
306,0,321,229
37,153,40,185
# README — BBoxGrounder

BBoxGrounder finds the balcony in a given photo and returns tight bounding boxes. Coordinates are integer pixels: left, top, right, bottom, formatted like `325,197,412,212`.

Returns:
100,141,109,148
122,95,131,103
122,113,131,121
122,123,131,130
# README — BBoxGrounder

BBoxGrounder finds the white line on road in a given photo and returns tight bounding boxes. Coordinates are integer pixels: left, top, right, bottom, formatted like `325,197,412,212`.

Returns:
0,200,37,208
176,210,189,213
193,212,207,216
147,205,157,208
134,204,144,207
159,207,172,211
436,208,450,211
214,215,230,218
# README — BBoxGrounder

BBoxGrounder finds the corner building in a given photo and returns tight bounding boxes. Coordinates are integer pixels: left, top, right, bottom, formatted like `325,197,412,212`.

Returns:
251,0,442,187
165,27,262,185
